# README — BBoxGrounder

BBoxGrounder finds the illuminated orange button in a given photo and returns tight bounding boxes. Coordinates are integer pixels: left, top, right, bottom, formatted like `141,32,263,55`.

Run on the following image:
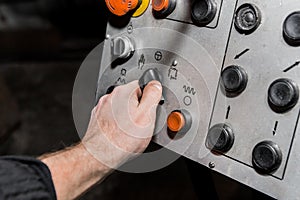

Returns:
105,0,140,16
167,111,185,132
152,0,169,12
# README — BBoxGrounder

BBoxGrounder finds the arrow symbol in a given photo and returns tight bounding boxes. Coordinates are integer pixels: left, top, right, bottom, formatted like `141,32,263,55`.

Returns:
226,105,231,119
273,121,278,136
234,48,250,59
283,61,300,72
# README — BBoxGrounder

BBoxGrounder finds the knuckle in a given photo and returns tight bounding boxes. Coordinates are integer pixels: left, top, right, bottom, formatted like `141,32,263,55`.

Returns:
98,95,110,107
112,85,123,94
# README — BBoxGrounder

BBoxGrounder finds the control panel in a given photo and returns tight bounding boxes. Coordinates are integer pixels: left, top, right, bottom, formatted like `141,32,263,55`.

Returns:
96,0,300,199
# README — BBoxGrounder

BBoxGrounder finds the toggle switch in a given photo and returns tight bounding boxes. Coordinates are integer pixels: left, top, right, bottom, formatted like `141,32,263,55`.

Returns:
111,36,135,59
206,123,234,153
152,0,176,18
252,141,282,174
191,0,217,26
167,110,192,134
268,78,299,113
139,68,164,104
105,0,141,16
283,11,300,46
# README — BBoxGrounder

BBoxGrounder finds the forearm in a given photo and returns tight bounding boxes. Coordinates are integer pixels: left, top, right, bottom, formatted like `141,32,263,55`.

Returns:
39,80,162,199
40,143,112,200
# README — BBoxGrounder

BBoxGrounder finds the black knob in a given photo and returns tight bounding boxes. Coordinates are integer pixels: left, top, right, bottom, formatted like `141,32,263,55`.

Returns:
191,0,217,26
234,3,261,34
139,68,164,104
221,65,248,97
139,68,162,90
252,141,282,174
283,11,300,46
106,85,117,94
268,78,299,113
206,123,234,153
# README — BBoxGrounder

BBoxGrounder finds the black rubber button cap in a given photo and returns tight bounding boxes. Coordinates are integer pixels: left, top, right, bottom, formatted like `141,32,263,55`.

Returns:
221,65,248,97
268,78,299,113
191,0,217,26
283,11,300,46
252,141,282,174
234,3,261,34
206,123,234,153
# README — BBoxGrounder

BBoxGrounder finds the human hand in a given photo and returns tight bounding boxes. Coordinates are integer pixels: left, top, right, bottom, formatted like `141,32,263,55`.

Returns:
82,80,162,169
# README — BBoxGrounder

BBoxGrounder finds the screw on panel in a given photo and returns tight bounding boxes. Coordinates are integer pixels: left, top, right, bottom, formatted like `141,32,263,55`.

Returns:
105,34,111,40
209,162,215,169
172,60,178,66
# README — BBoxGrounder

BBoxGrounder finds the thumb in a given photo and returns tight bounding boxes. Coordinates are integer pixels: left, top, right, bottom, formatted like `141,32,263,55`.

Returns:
139,80,162,110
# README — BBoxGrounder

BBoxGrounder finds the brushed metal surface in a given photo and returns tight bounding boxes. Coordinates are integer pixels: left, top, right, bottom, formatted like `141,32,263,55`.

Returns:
97,0,300,199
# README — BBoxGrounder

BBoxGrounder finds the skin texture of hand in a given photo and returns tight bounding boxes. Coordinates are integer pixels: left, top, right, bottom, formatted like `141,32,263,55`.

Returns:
83,80,163,168
41,80,162,200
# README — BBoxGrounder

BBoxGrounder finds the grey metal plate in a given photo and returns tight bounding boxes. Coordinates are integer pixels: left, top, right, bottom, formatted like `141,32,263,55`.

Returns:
97,0,300,199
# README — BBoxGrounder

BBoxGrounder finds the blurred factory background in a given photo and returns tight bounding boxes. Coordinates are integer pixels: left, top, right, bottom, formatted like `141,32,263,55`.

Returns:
0,1,274,199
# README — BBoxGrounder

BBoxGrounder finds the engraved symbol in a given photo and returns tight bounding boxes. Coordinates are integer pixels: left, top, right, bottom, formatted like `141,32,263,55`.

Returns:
138,54,146,70
273,121,278,135
183,96,192,106
115,68,127,84
234,48,250,59
183,85,196,95
127,23,133,34
226,105,231,119
154,51,163,61
283,61,300,72
168,66,178,80
121,68,127,76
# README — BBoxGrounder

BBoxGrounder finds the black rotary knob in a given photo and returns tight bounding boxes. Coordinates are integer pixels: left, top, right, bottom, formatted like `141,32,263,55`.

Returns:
252,141,282,174
206,123,234,153
191,0,217,26
234,3,261,34
221,65,248,97
268,78,299,113
283,11,300,46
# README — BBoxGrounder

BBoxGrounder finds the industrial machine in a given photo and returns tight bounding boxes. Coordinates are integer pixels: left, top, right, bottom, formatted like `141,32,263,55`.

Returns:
96,0,300,199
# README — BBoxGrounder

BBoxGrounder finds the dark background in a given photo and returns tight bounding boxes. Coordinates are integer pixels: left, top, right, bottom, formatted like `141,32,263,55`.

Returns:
0,1,274,199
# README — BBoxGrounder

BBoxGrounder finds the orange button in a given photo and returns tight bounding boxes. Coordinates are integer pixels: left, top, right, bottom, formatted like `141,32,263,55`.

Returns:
167,111,185,132
105,0,140,16
152,0,169,12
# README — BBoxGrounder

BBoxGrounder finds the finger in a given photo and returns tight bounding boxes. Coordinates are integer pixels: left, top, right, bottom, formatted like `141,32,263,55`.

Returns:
139,80,162,110
112,80,142,107
95,94,110,112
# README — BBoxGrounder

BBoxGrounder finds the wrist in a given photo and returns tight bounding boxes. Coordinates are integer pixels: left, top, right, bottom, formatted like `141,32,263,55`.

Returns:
76,142,113,175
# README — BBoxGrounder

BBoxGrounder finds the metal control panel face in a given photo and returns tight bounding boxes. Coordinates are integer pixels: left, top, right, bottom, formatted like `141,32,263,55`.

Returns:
97,0,300,199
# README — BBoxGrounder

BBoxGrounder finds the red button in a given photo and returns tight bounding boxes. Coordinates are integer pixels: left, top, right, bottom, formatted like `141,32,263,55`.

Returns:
105,0,140,16
152,0,170,12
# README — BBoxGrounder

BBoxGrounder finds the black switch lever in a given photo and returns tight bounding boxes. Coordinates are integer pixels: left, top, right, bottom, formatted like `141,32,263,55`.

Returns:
139,68,164,105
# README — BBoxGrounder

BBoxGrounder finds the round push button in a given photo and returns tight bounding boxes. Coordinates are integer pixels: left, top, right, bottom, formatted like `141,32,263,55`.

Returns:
167,111,185,132
252,141,282,174
152,0,169,11
283,11,300,46
105,0,140,16
167,110,192,135
206,123,234,153
221,65,248,97
234,3,261,34
268,78,299,113
152,0,176,18
191,0,217,26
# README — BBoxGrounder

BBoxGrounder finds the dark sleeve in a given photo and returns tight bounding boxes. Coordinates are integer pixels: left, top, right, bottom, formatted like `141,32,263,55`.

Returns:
0,156,57,200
